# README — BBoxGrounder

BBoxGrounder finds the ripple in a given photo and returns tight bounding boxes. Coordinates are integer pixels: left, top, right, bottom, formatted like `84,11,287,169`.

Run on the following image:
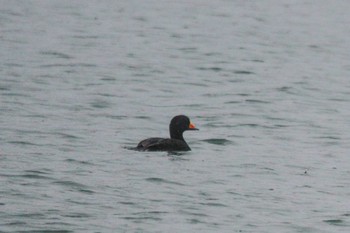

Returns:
179,209,209,218
2,220,27,226
316,136,341,140
178,47,197,53
105,115,128,119
123,146,138,151
188,218,205,224
276,86,294,94
199,202,228,207
234,123,260,128
197,67,223,72
100,76,116,81
145,177,185,186
202,138,233,145
20,173,53,180
252,59,264,63
121,216,162,221
8,141,38,146
39,50,72,59
245,99,270,104
273,124,290,128
224,100,241,104
3,63,24,67
329,98,349,102
323,219,345,226
39,63,96,68
90,99,111,109
12,212,46,218
134,116,152,119
52,181,94,194
121,211,167,221
233,70,254,75
17,231,73,233
167,151,189,159
64,158,94,165
119,201,136,205
55,133,81,139
62,212,91,218
0,86,11,91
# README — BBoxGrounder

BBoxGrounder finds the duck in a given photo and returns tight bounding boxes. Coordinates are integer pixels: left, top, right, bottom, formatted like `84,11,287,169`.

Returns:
136,115,198,151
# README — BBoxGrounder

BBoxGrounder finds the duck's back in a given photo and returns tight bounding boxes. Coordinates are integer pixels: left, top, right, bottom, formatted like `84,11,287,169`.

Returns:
137,137,191,151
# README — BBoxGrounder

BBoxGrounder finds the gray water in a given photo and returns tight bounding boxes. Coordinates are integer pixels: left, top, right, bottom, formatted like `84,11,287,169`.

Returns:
1,1,350,232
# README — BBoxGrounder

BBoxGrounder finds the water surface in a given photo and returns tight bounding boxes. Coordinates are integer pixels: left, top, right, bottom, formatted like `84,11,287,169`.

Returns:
1,1,350,232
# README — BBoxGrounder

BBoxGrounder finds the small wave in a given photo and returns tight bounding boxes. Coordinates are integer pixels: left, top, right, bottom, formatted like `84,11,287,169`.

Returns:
8,141,38,146
323,219,345,226
233,70,254,75
245,99,270,104
39,50,72,59
316,136,341,140
121,215,162,221
0,86,11,91
4,63,24,67
234,123,261,128
167,151,188,157
20,174,53,180
90,100,111,109
55,133,81,139
197,67,223,72
62,212,91,218
119,201,136,206
123,146,138,151
12,212,45,218
276,86,292,92
145,177,185,186
24,169,50,174
39,63,96,68
199,202,228,207
202,138,233,145
65,158,94,165
19,230,73,233
52,180,94,194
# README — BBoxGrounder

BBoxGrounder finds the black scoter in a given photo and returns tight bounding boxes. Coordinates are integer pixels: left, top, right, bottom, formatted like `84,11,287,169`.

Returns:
136,115,198,151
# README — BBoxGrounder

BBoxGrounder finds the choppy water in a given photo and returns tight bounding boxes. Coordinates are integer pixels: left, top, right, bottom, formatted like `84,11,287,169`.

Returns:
1,1,350,232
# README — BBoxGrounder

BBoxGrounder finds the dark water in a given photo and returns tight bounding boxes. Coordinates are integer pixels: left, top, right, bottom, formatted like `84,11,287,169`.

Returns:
1,1,350,232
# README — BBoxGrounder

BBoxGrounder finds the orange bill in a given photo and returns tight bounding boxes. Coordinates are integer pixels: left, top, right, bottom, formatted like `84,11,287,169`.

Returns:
189,122,198,130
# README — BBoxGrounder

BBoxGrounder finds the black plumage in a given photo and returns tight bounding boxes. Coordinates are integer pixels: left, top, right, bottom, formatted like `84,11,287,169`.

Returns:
136,115,198,151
